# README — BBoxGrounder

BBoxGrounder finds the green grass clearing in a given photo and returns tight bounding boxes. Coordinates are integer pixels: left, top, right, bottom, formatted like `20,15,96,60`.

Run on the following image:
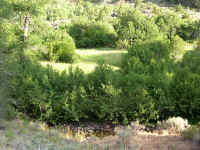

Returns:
40,48,127,73
77,48,127,67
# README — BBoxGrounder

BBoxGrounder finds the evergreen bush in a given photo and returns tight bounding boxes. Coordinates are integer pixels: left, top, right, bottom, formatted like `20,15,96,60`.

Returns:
115,10,161,48
45,31,76,63
170,48,200,123
69,20,117,48
120,40,175,122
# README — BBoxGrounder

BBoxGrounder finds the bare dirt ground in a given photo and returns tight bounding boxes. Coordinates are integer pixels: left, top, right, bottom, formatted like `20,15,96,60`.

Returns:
87,130,200,150
131,134,199,150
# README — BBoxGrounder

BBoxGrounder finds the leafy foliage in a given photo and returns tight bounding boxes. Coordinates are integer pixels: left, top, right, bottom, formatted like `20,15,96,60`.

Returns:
5,0,200,126
120,40,175,123
178,20,200,41
68,20,117,48
115,10,161,48
154,13,183,41
170,48,200,123
44,30,76,63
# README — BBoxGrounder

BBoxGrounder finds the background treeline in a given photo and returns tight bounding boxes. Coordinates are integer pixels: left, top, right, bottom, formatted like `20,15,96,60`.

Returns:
2,0,200,126
167,0,200,8
84,0,200,8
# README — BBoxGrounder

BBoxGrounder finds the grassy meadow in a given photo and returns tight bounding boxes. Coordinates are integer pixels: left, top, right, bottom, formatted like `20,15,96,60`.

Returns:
40,48,127,73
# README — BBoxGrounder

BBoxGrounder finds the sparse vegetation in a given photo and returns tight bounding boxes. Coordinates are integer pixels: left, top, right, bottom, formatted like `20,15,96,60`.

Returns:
157,117,189,132
181,124,200,144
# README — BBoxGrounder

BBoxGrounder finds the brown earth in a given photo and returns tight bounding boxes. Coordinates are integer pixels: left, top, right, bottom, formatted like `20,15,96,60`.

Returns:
131,134,199,150
86,130,200,150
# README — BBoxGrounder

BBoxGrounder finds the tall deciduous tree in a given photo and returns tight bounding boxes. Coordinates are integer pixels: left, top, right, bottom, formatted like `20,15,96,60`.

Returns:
11,0,49,41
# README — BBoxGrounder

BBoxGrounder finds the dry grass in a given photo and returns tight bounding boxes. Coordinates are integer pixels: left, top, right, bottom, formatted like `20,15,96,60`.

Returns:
1,118,199,150
157,117,189,134
0,119,135,150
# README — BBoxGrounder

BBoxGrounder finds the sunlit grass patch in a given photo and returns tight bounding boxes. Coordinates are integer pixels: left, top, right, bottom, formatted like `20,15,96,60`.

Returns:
77,48,127,67
40,61,98,73
40,48,127,73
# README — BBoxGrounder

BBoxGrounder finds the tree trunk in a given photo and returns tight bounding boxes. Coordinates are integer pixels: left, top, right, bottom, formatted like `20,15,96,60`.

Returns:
24,16,31,42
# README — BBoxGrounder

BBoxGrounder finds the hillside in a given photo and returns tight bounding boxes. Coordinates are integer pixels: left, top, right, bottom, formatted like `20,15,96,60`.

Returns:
0,0,200,149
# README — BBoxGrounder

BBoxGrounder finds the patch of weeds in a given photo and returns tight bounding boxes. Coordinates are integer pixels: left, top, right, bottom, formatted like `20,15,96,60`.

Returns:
5,128,14,141
157,117,189,133
181,125,200,141
115,127,135,150
168,144,177,150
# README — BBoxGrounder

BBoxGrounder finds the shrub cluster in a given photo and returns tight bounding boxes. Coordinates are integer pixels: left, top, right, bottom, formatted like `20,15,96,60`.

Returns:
43,1,200,50
10,61,123,125
119,40,175,123
154,13,183,41
170,49,200,123
68,20,118,48
44,30,76,63
11,40,200,126
9,58,166,125
115,10,161,48
178,20,200,41
8,0,200,126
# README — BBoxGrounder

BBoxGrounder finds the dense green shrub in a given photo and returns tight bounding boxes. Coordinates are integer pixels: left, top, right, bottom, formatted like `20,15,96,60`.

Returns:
68,20,117,48
177,20,200,41
170,48,200,123
10,60,86,124
10,41,200,125
116,72,162,125
120,40,175,122
115,10,161,48
10,60,127,124
1,23,24,53
154,12,199,41
180,48,200,74
154,13,183,41
122,40,173,72
170,35,185,57
45,31,76,63
170,68,200,123
9,57,172,125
